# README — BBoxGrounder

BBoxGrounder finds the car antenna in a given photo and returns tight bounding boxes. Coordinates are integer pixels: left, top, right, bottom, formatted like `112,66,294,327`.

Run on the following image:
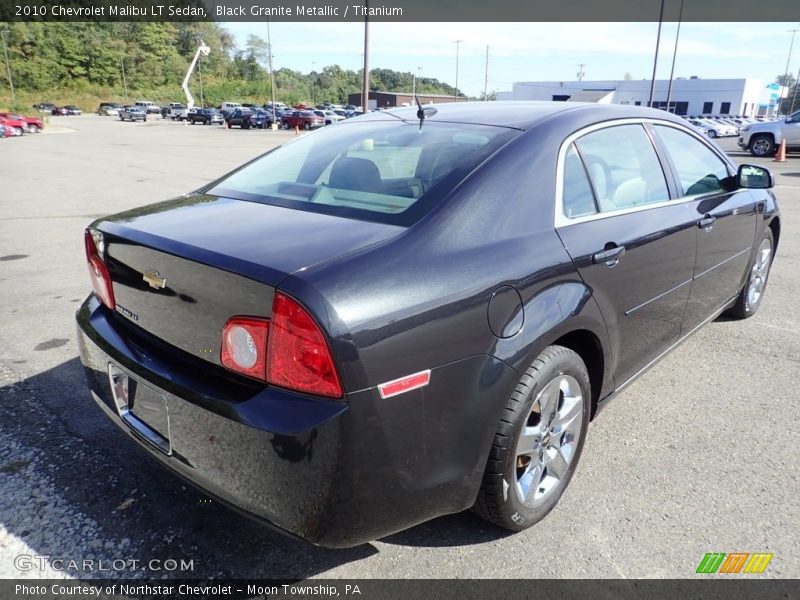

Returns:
415,95,425,132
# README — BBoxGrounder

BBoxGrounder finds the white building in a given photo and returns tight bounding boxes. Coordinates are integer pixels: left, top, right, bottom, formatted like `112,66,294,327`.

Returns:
497,78,783,117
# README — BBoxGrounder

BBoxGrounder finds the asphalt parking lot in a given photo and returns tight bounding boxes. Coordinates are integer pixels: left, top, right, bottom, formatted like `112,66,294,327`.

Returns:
0,115,798,580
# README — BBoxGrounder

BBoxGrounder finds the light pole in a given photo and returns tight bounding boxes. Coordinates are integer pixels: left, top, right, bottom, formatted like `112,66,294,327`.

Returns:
648,0,666,108
484,46,489,101
0,28,16,108
781,27,800,115
267,18,277,128
665,0,685,113
311,60,316,105
411,66,421,98
576,63,586,82
362,1,369,112
453,39,463,102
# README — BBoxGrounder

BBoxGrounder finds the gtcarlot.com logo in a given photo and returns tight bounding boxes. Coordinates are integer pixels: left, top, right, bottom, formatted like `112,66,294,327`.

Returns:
696,552,773,574
14,554,195,573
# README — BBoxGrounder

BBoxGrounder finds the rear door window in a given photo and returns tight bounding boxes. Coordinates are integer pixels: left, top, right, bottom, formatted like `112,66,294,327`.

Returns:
574,124,670,212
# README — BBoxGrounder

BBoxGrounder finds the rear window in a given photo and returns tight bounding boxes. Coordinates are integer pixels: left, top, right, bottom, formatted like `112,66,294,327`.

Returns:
208,120,517,226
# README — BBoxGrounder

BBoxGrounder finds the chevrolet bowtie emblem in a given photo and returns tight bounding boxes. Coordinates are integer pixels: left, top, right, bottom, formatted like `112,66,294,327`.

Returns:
143,269,167,290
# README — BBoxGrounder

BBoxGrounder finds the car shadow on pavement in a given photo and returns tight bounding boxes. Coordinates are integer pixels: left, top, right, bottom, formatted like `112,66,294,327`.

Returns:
379,511,513,548
0,357,376,580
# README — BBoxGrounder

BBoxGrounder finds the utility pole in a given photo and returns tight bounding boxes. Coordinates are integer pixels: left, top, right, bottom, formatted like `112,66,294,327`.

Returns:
484,45,489,101
267,18,277,127
648,0,665,108
790,63,800,114
198,56,204,107
361,1,369,112
1,28,16,108
665,0,685,113
576,63,586,82
453,39,463,102
781,27,800,115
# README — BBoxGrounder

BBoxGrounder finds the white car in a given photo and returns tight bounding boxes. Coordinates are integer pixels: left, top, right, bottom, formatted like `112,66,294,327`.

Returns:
314,110,346,125
688,119,726,139
738,109,800,156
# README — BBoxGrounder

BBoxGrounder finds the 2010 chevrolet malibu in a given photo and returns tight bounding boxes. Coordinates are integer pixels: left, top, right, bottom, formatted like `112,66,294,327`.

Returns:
76,102,780,547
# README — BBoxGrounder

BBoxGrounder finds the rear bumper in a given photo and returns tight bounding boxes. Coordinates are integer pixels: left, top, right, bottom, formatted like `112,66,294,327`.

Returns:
76,296,518,546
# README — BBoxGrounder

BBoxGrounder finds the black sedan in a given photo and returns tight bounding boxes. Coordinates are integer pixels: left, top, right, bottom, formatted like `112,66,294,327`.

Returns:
76,102,780,547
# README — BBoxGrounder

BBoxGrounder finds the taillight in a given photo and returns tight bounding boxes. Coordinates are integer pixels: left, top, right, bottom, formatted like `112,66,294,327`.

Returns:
221,317,270,380
267,293,342,398
84,229,115,310
220,293,343,399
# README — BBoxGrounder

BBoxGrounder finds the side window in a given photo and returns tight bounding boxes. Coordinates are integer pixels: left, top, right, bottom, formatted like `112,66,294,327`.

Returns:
574,124,670,212
562,145,597,218
654,125,730,196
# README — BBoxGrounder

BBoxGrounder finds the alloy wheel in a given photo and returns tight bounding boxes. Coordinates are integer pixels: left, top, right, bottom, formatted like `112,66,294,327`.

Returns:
747,237,773,308
514,374,584,507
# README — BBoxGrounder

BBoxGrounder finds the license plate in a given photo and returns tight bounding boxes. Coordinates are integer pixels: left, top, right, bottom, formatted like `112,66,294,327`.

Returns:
108,364,171,455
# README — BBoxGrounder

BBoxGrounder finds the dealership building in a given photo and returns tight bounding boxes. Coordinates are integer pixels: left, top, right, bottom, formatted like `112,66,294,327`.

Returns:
496,78,785,117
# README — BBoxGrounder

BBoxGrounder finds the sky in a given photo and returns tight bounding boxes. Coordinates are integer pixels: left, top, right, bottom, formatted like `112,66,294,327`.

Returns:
222,22,800,97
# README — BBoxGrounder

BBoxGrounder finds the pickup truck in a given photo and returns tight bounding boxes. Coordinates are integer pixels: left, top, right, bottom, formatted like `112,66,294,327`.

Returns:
738,109,800,156
164,103,189,120
281,110,324,130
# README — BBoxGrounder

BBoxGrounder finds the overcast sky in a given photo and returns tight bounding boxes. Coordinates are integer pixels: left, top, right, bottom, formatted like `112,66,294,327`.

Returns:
223,22,799,96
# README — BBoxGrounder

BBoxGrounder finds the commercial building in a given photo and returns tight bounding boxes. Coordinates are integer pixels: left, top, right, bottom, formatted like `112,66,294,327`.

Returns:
497,78,785,117
348,91,464,110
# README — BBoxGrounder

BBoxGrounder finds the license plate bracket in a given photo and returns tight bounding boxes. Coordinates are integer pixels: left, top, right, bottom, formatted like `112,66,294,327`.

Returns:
108,363,171,455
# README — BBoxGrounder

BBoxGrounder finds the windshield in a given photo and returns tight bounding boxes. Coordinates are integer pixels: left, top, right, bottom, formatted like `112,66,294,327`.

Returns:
208,120,517,226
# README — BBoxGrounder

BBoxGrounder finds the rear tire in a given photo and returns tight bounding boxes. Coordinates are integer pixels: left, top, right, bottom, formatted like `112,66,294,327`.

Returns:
726,228,774,319
474,345,591,531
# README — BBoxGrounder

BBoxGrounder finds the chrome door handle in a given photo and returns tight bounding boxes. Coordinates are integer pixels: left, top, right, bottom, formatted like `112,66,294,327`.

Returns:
592,245,626,266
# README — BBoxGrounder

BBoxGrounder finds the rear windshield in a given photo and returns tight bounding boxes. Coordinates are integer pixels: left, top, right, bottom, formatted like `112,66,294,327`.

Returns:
208,120,517,226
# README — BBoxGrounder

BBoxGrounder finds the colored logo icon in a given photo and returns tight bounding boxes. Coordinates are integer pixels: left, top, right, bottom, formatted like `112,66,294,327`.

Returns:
696,552,773,574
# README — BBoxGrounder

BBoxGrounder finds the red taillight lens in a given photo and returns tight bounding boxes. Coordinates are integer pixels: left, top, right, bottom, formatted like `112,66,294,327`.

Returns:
84,229,115,310
220,294,342,399
267,293,342,399
221,317,270,380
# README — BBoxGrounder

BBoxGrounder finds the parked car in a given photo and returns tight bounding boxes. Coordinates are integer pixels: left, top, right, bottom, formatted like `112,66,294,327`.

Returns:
51,106,69,116
63,105,82,115
76,103,780,548
0,123,12,138
134,101,161,114
220,102,243,113
281,110,324,130
0,112,42,133
687,118,723,138
0,114,26,135
118,106,147,122
98,102,121,116
738,109,800,156
165,102,188,120
188,108,224,125
225,108,255,129
248,109,274,129
314,110,345,125
33,102,56,113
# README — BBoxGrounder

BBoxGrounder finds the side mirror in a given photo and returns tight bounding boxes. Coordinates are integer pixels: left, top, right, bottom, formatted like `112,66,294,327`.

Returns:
737,164,773,189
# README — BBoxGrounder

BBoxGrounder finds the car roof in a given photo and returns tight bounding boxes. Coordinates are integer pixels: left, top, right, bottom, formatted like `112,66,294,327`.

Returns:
357,101,688,130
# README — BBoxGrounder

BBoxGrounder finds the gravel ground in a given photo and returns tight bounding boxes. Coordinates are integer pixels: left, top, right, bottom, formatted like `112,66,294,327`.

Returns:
0,116,798,580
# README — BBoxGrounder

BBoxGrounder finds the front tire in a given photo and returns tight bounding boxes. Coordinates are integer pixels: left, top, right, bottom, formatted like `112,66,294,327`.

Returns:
707,129,717,138
726,228,774,319
474,345,591,531
749,134,776,157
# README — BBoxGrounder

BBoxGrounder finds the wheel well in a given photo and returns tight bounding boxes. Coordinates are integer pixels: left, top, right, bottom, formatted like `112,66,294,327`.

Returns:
552,330,604,419
749,132,775,146
769,216,781,252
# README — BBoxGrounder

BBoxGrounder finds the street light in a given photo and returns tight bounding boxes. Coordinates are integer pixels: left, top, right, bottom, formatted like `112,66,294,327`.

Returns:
411,66,421,98
780,27,800,115
453,39,463,102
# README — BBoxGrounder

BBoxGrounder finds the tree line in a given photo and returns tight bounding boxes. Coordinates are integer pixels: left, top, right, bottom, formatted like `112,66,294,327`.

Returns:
0,21,468,108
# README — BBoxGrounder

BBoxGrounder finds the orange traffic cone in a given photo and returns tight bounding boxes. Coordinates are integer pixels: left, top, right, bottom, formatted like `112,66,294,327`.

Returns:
774,140,786,162
295,125,300,136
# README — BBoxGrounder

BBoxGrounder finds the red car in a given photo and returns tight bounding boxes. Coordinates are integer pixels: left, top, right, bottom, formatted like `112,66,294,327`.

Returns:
281,110,324,130
0,123,13,138
0,114,25,136
0,112,42,133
